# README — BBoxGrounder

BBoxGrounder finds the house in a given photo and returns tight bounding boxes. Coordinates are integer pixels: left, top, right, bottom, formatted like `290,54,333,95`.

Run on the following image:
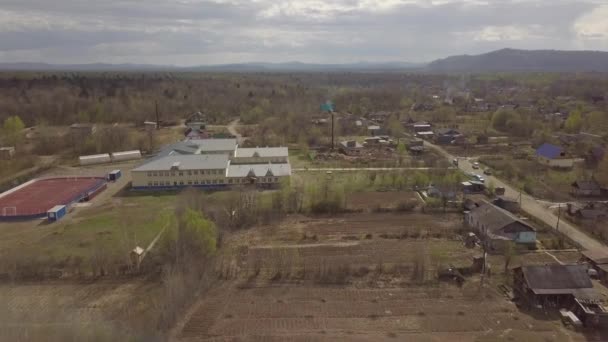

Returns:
536,143,576,168
368,111,391,123
339,140,363,156
415,131,435,140
367,125,381,136
492,196,520,213
408,139,424,155
571,180,602,197
465,201,536,250
462,181,485,194
411,121,432,133
70,123,96,137
581,250,608,284
435,128,463,145
567,203,608,221
426,184,458,201
0,146,15,160
513,264,608,328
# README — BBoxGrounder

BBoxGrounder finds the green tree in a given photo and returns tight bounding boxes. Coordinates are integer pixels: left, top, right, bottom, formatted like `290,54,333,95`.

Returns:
564,110,582,133
491,108,514,132
161,208,217,266
2,115,25,146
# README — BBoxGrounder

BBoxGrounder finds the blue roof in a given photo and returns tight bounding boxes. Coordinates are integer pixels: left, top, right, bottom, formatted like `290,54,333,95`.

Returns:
536,143,564,159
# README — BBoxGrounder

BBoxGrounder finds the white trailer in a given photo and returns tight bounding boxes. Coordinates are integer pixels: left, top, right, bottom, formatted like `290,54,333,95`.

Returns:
79,153,111,166
111,150,142,162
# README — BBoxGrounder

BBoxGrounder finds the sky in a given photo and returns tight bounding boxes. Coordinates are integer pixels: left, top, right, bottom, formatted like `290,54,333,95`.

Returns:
0,0,607,65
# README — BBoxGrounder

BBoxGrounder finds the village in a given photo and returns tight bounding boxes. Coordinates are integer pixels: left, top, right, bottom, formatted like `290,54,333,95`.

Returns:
0,72,607,340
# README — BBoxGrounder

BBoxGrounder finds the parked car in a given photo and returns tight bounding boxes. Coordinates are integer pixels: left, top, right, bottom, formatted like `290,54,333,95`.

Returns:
472,162,480,169
483,169,492,175
472,174,485,183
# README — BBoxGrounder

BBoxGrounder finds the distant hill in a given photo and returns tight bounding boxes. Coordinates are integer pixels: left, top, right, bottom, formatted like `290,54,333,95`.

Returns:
428,48,608,72
0,61,423,72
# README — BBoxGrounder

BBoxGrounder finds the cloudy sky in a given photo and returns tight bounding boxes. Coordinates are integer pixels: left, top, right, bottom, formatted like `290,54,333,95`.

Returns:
0,0,607,65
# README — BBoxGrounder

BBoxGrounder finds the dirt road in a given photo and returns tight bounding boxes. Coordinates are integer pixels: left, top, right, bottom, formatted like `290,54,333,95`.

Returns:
423,140,606,252
227,119,244,144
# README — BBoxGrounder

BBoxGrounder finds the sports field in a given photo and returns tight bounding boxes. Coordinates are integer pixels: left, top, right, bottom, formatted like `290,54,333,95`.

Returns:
0,177,106,219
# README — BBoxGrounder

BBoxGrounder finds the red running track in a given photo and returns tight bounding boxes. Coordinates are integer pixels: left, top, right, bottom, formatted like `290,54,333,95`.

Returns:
0,177,106,218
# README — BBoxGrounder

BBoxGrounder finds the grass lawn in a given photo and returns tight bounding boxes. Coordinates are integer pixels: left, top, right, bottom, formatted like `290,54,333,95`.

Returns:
8,194,177,263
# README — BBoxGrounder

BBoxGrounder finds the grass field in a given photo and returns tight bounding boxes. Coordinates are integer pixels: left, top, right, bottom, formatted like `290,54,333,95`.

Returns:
0,193,177,273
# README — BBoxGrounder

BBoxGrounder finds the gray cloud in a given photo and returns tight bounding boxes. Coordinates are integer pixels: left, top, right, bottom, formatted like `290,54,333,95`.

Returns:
0,0,606,65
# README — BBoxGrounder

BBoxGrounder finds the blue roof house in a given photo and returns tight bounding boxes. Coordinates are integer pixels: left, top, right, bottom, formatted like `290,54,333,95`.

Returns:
536,143,575,168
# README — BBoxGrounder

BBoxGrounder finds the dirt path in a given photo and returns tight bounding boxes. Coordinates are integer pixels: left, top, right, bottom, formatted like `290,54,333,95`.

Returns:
227,119,244,144
423,139,606,252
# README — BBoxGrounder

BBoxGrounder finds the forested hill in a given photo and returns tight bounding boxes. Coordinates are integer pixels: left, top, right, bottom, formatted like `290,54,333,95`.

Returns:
428,48,608,72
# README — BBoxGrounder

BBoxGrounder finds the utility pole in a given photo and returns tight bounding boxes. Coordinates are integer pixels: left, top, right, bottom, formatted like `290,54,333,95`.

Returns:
331,112,335,151
556,203,561,232
155,101,160,130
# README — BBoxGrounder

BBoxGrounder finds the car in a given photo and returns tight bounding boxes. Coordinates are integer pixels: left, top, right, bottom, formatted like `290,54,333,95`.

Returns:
472,162,480,169
483,169,492,175
452,158,459,166
472,174,485,183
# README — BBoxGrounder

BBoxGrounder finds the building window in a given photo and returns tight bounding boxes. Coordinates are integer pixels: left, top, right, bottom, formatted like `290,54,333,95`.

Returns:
228,179,233,184
147,172,152,177
194,181,199,185
188,171,192,176
165,172,170,177
148,181,152,186
180,181,184,185
179,172,183,176
153,181,158,186
194,170,199,175
274,177,278,182
212,180,217,184
188,181,192,185
171,173,176,177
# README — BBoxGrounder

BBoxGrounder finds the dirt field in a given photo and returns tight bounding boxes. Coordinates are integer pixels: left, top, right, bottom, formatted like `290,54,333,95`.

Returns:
176,212,591,341
0,278,161,341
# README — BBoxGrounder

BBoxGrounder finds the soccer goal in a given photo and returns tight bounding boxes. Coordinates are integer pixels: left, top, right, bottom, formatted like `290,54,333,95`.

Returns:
2,207,17,216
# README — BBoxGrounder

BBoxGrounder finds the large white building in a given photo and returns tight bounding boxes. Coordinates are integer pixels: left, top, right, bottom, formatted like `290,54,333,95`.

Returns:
131,139,291,189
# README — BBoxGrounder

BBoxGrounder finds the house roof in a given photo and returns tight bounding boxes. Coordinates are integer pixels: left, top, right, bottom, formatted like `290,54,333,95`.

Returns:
572,180,601,191
582,250,608,264
235,147,288,158
132,154,229,172
437,128,461,136
339,141,363,149
536,143,564,159
226,163,292,178
520,264,593,292
469,201,534,234
368,125,381,130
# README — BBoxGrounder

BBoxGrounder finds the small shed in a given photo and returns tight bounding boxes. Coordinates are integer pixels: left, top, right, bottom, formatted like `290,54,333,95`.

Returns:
144,121,158,131
111,150,142,162
47,205,67,222
130,246,145,269
108,169,122,181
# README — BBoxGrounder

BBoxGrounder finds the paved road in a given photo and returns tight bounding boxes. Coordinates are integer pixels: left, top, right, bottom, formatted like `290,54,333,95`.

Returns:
293,167,454,172
423,140,606,252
